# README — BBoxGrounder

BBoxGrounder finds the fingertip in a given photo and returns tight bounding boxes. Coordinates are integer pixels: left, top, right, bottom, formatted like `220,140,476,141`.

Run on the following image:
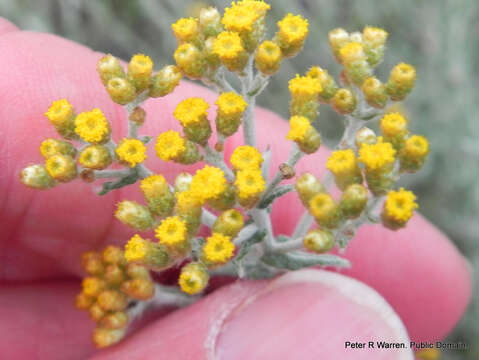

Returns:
0,18,18,36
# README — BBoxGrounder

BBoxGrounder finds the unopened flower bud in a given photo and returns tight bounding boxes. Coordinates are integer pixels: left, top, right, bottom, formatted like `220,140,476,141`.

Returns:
106,77,136,105
82,277,107,297
115,201,155,231
339,184,368,219
328,28,350,61
20,164,55,190
45,154,77,182
399,135,429,173
102,245,126,265
306,66,339,102
358,142,397,196
255,40,282,75
79,145,112,170
339,42,371,85
213,31,248,72
149,65,182,98
295,173,325,207
126,263,151,280
303,229,335,253
199,7,222,37
82,251,105,276
386,63,416,101
331,88,357,114
124,234,172,270
380,113,409,149
174,43,206,79
92,327,126,348
362,77,388,109
275,14,309,58
97,290,128,312
121,278,155,301
213,209,244,237
44,99,76,139
215,92,247,137
326,149,362,190
127,54,153,92
174,97,212,145
75,292,95,310
104,264,125,286
97,54,125,86
100,311,128,330
286,115,321,154
362,26,388,67
89,302,106,322
207,183,236,211
140,174,175,217
179,262,209,295
40,138,76,159
174,172,193,193
309,193,342,229
355,127,377,149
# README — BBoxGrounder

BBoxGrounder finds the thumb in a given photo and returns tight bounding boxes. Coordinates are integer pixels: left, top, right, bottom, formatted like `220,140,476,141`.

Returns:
92,269,413,360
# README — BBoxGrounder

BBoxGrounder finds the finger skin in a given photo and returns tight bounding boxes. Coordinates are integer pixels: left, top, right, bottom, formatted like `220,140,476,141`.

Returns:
0,18,17,36
0,21,471,346
92,270,414,360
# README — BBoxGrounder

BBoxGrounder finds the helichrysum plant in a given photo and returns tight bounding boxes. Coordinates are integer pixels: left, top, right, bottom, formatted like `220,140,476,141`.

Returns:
20,0,428,348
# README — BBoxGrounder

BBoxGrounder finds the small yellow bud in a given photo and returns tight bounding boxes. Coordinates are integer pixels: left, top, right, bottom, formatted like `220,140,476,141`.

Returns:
89,302,106,322
115,200,155,231
74,108,111,144
20,164,55,190
171,18,200,43
331,88,357,114
381,188,418,230
174,191,202,237
380,113,409,149
303,229,335,253
362,77,388,109
339,184,368,219
213,209,244,238
306,66,339,102
276,13,309,58
358,141,397,195
230,145,263,171
82,277,106,297
355,127,377,149
81,251,105,276
40,138,76,159
215,92,247,137
103,264,125,286
140,174,175,217
286,115,321,154
328,28,350,61
399,135,429,173
126,263,152,280
213,31,248,72
199,7,222,37
174,43,206,79
75,292,95,310
102,245,125,265
121,278,155,301
255,40,282,75
326,149,362,190
92,327,126,348
149,65,182,98
234,168,266,208
44,99,76,139
295,173,325,208
362,26,388,66
124,234,172,270
386,63,416,101
178,262,209,295
45,154,77,182
127,54,153,92
100,311,128,330
115,138,147,168
106,77,137,105
339,42,371,85
173,97,211,145
309,193,342,229
174,172,193,193
97,290,128,312
207,183,236,211
97,54,125,86
79,145,112,170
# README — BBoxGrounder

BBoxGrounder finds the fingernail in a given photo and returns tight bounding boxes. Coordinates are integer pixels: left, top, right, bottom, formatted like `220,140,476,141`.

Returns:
215,270,413,360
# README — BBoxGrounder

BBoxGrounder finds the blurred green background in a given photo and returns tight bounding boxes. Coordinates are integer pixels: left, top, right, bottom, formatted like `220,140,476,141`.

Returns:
1,0,477,358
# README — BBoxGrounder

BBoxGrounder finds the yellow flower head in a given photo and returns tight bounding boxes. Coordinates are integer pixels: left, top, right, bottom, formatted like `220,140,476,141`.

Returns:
216,92,247,116
203,233,235,264
358,142,396,171
363,26,388,47
140,174,169,198
309,193,338,222
173,97,210,127
45,154,77,182
128,54,153,77
175,190,202,215
327,149,358,176
45,99,74,127
222,3,259,33
403,135,429,158
238,0,270,16
286,115,312,142
124,234,147,262
74,108,110,143
255,40,282,74
380,113,408,138
213,31,244,60
82,277,105,297
190,165,227,202
171,18,199,42
79,145,112,170
339,42,365,64
230,145,263,170
384,188,418,222
277,13,309,45
288,74,322,99
155,216,188,246
155,130,186,161
178,262,209,295
234,168,266,200
115,138,147,167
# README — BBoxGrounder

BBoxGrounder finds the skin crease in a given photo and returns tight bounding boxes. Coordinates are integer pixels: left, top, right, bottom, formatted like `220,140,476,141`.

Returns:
0,18,472,359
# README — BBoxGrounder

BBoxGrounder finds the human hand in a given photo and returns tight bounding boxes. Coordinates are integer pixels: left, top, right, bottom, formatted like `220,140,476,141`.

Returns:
0,18,471,360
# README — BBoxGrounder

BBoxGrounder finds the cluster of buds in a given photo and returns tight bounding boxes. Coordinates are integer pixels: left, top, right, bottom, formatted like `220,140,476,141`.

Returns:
75,246,155,348
20,0,429,349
